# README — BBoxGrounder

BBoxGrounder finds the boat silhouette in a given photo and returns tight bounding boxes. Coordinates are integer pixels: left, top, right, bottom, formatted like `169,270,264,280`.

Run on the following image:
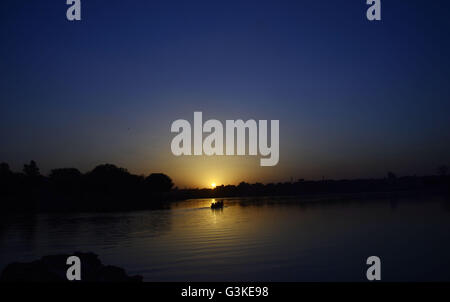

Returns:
211,200,224,209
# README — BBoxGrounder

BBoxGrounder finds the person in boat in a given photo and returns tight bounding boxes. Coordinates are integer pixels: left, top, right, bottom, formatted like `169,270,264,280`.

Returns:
211,200,224,209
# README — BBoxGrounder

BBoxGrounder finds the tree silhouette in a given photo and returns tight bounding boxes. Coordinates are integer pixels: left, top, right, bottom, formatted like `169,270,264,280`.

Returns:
89,164,129,178
49,168,83,192
50,168,82,180
86,164,137,192
23,160,40,177
145,173,173,192
0,162,12,177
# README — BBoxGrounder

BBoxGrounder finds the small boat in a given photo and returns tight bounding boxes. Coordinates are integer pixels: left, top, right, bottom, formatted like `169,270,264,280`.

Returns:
211,200,224,209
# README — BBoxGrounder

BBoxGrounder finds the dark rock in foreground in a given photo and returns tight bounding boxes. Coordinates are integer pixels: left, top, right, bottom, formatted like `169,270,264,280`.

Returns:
0,252,143,282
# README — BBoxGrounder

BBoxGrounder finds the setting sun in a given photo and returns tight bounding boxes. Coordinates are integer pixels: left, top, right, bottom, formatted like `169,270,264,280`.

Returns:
211,183,216,189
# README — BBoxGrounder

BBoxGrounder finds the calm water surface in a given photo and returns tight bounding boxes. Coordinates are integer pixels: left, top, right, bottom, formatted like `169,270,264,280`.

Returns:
1,194,450,281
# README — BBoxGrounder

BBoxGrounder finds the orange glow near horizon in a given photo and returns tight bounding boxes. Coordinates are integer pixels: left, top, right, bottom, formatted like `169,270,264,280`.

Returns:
156,154,280,188
129,150,290,188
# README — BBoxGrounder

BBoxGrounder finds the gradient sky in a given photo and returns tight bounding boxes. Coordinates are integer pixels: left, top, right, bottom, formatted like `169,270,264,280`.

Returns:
1,0,450,188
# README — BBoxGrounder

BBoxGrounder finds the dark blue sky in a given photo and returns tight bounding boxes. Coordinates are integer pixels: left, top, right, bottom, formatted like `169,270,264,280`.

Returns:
1,0,450,187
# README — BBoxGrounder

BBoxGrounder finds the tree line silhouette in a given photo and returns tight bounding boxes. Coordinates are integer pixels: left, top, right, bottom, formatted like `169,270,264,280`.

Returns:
0,161,449,212
0,161,173,212
178,168,450,200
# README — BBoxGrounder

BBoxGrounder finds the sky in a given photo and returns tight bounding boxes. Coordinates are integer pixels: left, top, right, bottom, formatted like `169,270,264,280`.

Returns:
1,0,450,188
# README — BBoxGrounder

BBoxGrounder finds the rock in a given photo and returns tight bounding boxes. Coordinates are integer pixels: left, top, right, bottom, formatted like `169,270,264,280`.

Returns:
0,252,143,282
